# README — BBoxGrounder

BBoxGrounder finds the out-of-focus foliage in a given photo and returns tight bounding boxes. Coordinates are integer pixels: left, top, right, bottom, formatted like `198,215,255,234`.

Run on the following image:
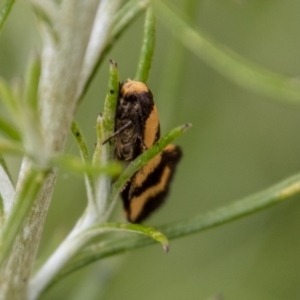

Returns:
1,0,300,299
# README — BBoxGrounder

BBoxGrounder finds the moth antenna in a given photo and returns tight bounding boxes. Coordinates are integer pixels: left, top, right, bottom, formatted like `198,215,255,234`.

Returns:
102,121,132,145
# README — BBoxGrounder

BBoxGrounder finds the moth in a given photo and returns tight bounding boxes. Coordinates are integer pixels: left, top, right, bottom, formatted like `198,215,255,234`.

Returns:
105,80,182,223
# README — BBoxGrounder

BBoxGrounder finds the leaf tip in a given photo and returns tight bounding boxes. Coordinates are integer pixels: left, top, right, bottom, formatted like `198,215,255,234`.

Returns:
183,123,192,131
109,59,117,68
97,113,104,122
163,243,169,253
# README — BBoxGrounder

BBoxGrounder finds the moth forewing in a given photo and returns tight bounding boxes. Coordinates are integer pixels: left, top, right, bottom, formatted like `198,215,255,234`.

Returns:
122,144,182,223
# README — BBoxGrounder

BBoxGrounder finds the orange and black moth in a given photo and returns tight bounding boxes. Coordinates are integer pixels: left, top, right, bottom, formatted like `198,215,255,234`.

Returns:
106,80,182,223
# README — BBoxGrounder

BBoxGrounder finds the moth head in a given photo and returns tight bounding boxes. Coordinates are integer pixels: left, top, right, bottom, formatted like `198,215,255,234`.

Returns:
119,80,152,112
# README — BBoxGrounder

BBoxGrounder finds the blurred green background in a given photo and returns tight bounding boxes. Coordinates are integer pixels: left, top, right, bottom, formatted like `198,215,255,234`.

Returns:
1,0,300,299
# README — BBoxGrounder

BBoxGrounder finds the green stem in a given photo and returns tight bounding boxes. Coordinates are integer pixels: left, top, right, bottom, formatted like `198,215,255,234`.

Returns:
155,1,300,105
135,6,155,83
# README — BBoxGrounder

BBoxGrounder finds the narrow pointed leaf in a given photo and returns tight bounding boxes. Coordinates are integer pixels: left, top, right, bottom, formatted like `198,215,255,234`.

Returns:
82,0,150,99
0,78,20,120
71,121,89,162
135,6,155,83
155,1,300,105
51,171,300,282
24,53,41,112
46,222,169,290
53,154,122,177
0,138,23,154
0,117,21,141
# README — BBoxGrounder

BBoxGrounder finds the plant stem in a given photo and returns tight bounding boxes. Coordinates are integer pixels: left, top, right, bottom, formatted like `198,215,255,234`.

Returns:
0,163,56,299
29,222,168,299
0,2,120,298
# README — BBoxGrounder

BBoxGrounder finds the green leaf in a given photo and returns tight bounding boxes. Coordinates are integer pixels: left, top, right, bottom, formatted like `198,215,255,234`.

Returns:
81,222,169,252
135,6,155,83
102,60,119,141
24,52,41,113
53,154,122,178
155,1,300,105
0,137,23,155
92,60,119,165
0,154,12,183
71,121,89,162
31,0,58,43
49,222,169,289
89,61,119,211
0,78,21,121
52,171,300,281
0,0,15,32
112,0,150,39
70,121,97,205
0,116,21,141
81,0,150,99
92,114,104,165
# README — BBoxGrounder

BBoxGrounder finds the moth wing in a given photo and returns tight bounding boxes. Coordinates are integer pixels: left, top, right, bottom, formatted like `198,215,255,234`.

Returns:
121,145,182,223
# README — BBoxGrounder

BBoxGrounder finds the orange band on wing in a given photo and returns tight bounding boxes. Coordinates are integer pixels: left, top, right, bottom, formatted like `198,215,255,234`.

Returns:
128,166,172,222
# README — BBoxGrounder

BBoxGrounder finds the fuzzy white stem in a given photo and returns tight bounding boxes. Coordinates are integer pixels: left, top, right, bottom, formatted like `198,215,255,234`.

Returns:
0,166,15,217
77,0,120,99
0,1,120,298
29,164,113,299
28,233,89,300
0,166,57,300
